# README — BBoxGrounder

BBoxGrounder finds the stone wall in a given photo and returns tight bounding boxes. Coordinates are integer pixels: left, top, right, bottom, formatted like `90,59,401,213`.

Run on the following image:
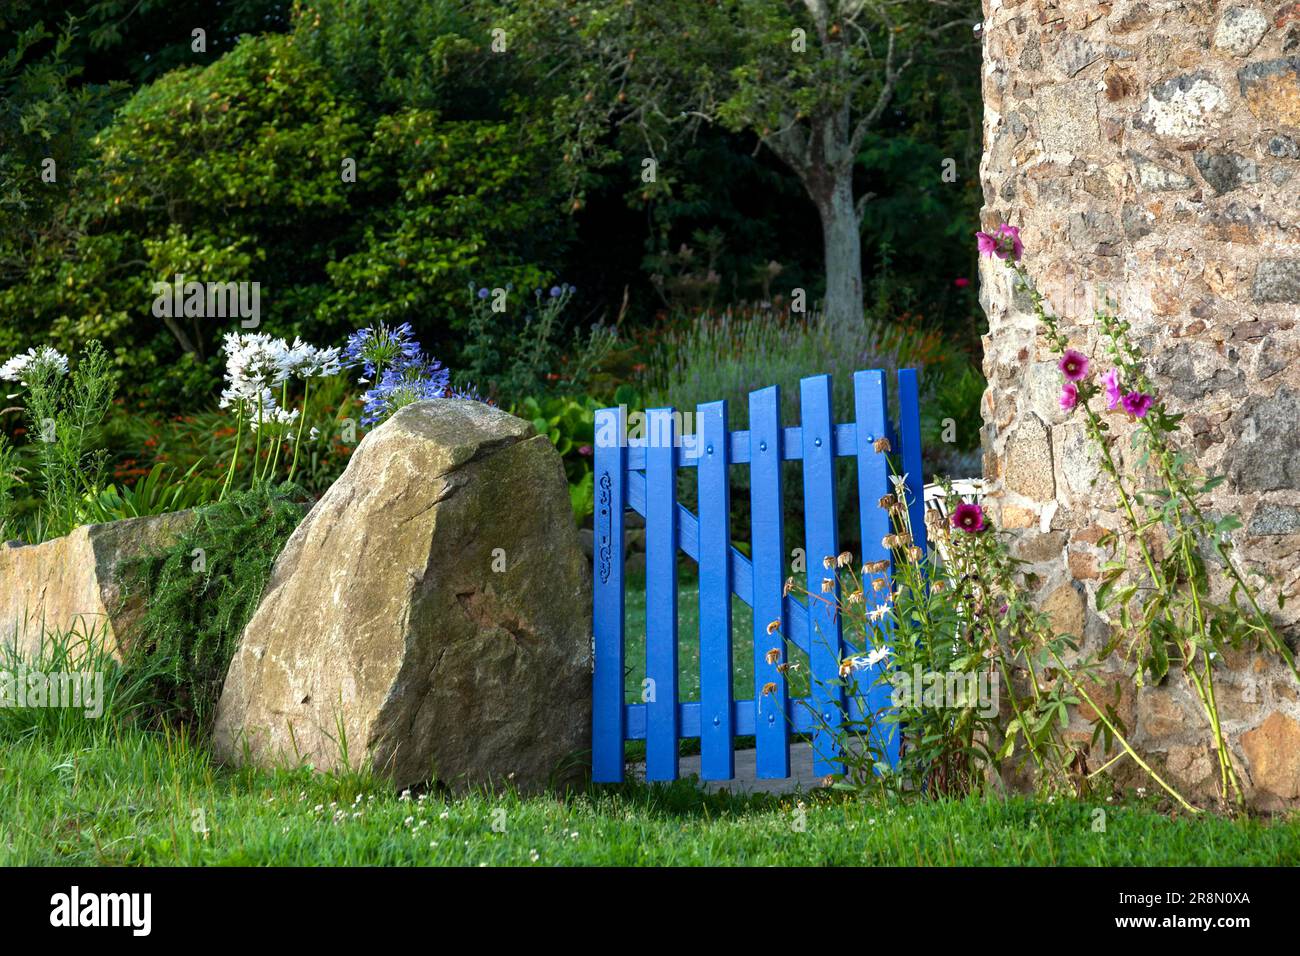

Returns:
0,512,195,661
979,0,1300,807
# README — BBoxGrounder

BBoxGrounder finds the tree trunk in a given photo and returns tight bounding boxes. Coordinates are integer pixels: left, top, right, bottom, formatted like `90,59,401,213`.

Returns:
813,169,863,327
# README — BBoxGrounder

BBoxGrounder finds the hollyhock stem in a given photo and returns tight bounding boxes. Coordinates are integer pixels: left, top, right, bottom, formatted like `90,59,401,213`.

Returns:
1008,261,1248,808
1045,645,1199,814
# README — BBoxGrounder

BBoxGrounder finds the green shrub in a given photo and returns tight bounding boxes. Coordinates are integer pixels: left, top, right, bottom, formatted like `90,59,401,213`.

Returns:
647,307,942,430
922,357,987,477
121,485,308,728
513,386,641,523
459,284,618,407
104,373,361,500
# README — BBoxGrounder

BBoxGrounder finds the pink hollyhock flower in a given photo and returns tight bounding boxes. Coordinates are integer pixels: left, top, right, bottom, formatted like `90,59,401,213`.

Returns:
954,277,970,288
975,224,1023,262
1103,368,1122,410
950,502,986,533
1058,349,1089,382
578,444,593,456
1121,391,1154,419
1059,382,1078,411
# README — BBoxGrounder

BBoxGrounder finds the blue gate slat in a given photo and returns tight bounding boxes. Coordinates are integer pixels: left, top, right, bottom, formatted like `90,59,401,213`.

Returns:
697,400,735,780
799,374,845,777
854,370,901,768
644,408,679,781
591,408,626,782
748,384,790,778
898,369,928,557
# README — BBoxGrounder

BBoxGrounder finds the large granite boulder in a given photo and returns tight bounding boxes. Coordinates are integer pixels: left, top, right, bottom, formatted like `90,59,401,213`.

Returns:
212,399,592,793
0,512,195,660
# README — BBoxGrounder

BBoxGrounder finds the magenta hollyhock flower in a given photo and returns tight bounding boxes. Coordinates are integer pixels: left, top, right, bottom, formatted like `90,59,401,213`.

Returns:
1103,368,1122,410
954,277,970,288
1059,382,1078,411
1058,349,1090,382
1121,391,1154,418
950,502,986,533
975,224,1023,262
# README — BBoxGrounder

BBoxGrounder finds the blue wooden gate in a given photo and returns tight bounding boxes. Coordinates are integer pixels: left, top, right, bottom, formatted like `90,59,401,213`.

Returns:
591,369,927,783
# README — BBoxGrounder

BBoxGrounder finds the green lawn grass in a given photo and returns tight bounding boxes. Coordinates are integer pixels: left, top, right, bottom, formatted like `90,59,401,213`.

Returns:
3,713,1298,865
622,580,810,702
3,614,1297,866
2,723,1300,863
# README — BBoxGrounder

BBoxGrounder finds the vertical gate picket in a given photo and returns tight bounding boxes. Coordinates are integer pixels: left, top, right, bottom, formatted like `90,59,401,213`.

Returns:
799,375,844,777
748,385,789,778
853,370,900,767
591,407,626,783
697,400,734,780
644,408,679,781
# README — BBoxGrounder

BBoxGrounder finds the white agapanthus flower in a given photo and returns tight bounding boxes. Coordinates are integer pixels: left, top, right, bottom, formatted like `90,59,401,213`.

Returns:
221,332,294,398
283,338,342,379
249,406,299,432
221,334,342,408
0,346,70,384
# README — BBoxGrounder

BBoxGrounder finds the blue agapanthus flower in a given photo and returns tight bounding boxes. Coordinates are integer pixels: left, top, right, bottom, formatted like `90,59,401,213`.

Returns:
342,321,422,380
359,357,452,425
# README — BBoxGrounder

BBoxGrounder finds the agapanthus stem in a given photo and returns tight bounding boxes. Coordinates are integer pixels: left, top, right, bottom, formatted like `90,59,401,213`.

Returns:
252,392,264,488
220,404,245,502
287,377,310,487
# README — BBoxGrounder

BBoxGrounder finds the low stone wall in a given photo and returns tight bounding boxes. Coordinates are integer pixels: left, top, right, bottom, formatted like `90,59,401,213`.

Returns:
0,512,194,661
979,0,1300,807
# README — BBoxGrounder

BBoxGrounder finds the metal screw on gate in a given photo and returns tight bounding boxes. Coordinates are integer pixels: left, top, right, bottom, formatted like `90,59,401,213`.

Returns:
712,716,720,726
707,444,714,455
759,441,767,452
814,437,822,447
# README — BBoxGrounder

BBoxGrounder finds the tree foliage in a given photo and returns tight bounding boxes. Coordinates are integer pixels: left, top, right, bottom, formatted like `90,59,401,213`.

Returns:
0,7,574,407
